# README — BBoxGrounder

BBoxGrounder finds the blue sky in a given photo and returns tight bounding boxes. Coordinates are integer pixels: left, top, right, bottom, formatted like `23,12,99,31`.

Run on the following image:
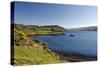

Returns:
13,1,97,28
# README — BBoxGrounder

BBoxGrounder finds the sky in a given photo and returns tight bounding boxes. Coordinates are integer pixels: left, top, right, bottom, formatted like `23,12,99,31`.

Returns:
13,1,97,28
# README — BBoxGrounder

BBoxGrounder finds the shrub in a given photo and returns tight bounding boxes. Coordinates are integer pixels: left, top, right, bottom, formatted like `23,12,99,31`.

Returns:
41,42,47,47
33,39,40,43
41,42,48,50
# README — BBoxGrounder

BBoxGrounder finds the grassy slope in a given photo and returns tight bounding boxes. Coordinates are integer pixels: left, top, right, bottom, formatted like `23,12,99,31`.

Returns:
14,46,64,65
12,24,67,65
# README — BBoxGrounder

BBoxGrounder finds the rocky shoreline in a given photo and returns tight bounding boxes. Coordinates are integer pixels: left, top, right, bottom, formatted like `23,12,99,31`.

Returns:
31,39,97,62
52,50,97,62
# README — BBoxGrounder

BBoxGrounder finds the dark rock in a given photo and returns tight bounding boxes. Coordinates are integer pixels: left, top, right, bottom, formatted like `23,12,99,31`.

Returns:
69,34,75,37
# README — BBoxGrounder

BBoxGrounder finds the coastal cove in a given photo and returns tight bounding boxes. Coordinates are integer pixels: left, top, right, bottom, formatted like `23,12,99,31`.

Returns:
13,24,97,65
33,31,97,58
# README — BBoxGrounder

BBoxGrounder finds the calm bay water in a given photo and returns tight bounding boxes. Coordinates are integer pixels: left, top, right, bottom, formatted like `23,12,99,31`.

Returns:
33,31,97,56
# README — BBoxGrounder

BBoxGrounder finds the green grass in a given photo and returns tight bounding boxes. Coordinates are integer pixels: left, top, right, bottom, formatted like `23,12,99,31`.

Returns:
12,24,67,65
14,46,66,65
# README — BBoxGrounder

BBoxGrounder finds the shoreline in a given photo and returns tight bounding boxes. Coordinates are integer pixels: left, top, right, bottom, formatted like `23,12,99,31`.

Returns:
31,36,97,62
29,33,97,62
52,50,97,62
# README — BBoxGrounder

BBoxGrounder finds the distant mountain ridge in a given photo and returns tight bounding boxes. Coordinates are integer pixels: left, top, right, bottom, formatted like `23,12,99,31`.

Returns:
68,26,97,31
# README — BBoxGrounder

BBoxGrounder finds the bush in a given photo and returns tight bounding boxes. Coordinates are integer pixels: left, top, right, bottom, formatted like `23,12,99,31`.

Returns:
41,42,47,47
41,42,48,50
33,39,40,43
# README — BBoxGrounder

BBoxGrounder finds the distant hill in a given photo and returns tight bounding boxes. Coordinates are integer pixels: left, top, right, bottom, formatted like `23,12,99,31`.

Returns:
14,24,67,35
68,26,97,31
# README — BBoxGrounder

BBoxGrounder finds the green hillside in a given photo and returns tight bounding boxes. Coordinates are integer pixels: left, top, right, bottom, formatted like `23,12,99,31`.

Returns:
11,24,67,65
14,24,66,35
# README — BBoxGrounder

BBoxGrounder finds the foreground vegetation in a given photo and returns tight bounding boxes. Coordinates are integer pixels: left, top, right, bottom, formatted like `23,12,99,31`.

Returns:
14,46,66,65
12,24,67,65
